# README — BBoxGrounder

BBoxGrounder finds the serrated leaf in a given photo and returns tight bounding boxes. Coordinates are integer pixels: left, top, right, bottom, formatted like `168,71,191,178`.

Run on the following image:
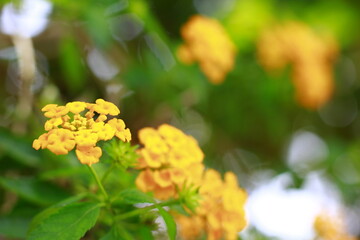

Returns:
27,202,101,240
116,188,155,204
0,216,30,238
0,177,70,206
157,206,176,240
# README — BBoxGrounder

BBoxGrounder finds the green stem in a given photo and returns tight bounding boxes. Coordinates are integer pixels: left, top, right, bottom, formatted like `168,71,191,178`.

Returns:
101,163,115,183
87,165,109,201
116,199,179,220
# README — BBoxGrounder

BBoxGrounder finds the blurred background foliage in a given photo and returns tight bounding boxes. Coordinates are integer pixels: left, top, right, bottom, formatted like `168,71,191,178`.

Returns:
0,0,360,239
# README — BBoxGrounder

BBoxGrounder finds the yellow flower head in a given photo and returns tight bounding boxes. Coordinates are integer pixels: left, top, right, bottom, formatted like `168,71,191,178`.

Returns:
257,21,338,109
178,15,236,84
176,169,247,240
33,99,131,165
135,124,204,200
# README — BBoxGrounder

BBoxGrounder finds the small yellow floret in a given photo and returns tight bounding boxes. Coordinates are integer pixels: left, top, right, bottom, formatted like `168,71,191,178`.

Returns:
43,105,69,118
66,101,87,114
44,117,63,131
94,98,120,115
76,146,102,165
46,129,75,155
96,123,116,141
107,119,131,142
41,104,58,112
75,129,98,147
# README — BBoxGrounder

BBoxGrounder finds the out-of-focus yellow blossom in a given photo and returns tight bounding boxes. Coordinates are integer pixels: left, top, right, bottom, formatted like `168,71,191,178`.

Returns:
292,63,334,109
176,214,204,240
314,213,357,240
178,15,236,84
33,99,131,165
135,124,204,200
257,21,338,109
176,169,247,240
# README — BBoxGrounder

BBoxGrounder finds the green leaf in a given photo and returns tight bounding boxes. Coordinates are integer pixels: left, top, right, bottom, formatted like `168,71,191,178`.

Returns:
138,226,154,240
0,216,30,238
116,188,155,204
157,206,176,240
28,194,88,233
0,177,70,206
100,225,133,240
27,202,101,240
100,226,120,240
0,128,40,167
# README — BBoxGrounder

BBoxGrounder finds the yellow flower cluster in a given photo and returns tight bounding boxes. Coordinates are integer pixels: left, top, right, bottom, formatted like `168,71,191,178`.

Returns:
257,21,338,109
314,213,357,240
177,15,236,84
135,124,247,238
176,169,247,240
135,124,204,200
33,99,131,165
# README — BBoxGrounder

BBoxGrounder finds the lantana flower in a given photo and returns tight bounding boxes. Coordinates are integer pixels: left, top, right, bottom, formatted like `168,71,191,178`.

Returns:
135,124,204,200
257,21,338,109
176,169,247,240
177,15,236,84
33,99,131,165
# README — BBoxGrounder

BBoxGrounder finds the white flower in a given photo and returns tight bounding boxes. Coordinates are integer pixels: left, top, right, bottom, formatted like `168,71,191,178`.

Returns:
0,0,52,38
246,172,342,240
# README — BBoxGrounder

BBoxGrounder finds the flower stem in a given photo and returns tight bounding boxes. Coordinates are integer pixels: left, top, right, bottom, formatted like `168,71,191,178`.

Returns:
116,199,179,220
101,163,115,183
87,165,109,201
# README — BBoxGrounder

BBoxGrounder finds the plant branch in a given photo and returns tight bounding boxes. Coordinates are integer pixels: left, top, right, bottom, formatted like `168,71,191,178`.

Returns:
101,163,115,183
87,165,109,201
